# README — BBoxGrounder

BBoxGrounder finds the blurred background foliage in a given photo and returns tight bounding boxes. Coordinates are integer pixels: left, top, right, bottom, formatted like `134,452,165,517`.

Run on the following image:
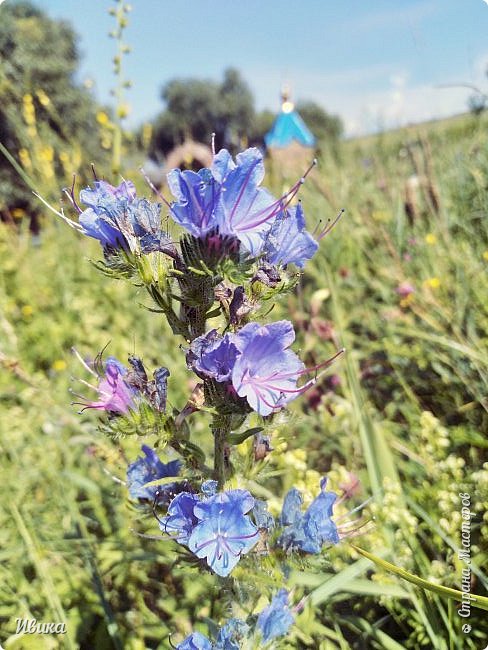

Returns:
0,1,487,649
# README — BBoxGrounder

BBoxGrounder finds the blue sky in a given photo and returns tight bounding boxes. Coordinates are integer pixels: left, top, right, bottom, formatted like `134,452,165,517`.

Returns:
28,0,488,136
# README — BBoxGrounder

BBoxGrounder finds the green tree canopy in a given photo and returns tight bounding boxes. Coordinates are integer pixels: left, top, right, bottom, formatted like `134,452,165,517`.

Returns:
0,1,105,218
295,100,343,142
150,68,255,156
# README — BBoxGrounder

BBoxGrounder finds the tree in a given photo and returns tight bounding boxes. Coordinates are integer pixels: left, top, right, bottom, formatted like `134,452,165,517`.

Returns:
0,1,106,224
295,100,343,143
150,68,256,157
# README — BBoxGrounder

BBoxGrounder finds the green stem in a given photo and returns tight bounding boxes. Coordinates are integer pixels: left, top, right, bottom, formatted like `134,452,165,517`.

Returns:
212,415,231,489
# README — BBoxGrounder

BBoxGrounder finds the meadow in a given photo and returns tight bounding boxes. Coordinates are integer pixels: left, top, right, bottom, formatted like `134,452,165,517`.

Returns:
1,111,487,649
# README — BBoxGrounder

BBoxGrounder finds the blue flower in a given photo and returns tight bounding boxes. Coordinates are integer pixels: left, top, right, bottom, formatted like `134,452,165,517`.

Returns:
159,491,200,545
257,589,294,642
126,445,181,501
78,180,175,256
167,167,220,238
125,198,176,255
188,489,259,577
212,148,281,256
264,202,318,268
230,321,306,416
167,148,283,258
187,330,239,382
278,478,340,553
215,618,249,650
79,180,136,250
176,631,213,650
252,499,275,530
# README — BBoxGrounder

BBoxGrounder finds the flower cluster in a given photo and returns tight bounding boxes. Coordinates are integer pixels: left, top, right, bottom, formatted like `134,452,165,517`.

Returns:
188,320,341,416
68,178,176,256
73,352,170,417
176,588,294,648
61,147,326,275
167,147,320,265
277,478,340,552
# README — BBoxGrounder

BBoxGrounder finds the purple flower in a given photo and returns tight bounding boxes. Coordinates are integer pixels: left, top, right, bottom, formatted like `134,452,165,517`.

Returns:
176,632,213,650
159,491,200,545
230,321,306,416
212,148,281,256
167,167,219,238
78,356,136,415
395,281,415,298
187,330,239,382
126,445,181,501
188,489,259,577
166,147,320,260
257,589,294,642
278,478,340,553
264,202,318,268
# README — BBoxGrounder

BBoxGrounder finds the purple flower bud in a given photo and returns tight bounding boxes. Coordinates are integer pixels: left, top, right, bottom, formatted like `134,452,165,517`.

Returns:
187,330,239,382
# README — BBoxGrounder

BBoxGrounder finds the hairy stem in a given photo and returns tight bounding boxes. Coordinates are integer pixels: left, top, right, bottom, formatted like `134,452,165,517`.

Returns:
212,415,231,489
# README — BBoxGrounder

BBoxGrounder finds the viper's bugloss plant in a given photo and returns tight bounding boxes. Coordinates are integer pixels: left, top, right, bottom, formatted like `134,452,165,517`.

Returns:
51,145,355,647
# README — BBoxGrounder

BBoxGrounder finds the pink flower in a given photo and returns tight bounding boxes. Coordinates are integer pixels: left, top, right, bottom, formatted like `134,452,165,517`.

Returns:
395,282,415,298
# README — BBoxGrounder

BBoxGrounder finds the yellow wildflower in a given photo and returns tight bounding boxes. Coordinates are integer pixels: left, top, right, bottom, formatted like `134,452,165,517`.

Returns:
424,277,440,289
425,233,437,245
52,359,67,372
372,210,389,222
36,89,51,106
96,111,110,126
21,305,33,317
12,208,25,220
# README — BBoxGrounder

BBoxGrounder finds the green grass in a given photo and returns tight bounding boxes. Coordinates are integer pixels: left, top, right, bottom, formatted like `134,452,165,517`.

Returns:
1,111,487,648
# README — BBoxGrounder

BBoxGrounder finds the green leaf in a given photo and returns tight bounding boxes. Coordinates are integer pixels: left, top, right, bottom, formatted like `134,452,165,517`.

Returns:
351,545,488,612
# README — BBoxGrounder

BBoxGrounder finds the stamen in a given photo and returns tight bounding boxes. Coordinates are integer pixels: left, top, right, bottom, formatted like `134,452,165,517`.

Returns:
317,208,345,241
139,166,173,209
76,377,99,392
338,517,374,536
211,132,216,156
335,496,373,518
339,519,375,539
130,529,174,542
91,163,98,181
68,387,91,401
71,347,97,377
238,158,317,232
34,191,84,232
102,468,126,485
298,348,345,377
152,489,165,525
62,175,82,214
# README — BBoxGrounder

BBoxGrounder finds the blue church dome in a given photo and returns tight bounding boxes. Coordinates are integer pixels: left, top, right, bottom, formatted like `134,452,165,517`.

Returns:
265,90,316,148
